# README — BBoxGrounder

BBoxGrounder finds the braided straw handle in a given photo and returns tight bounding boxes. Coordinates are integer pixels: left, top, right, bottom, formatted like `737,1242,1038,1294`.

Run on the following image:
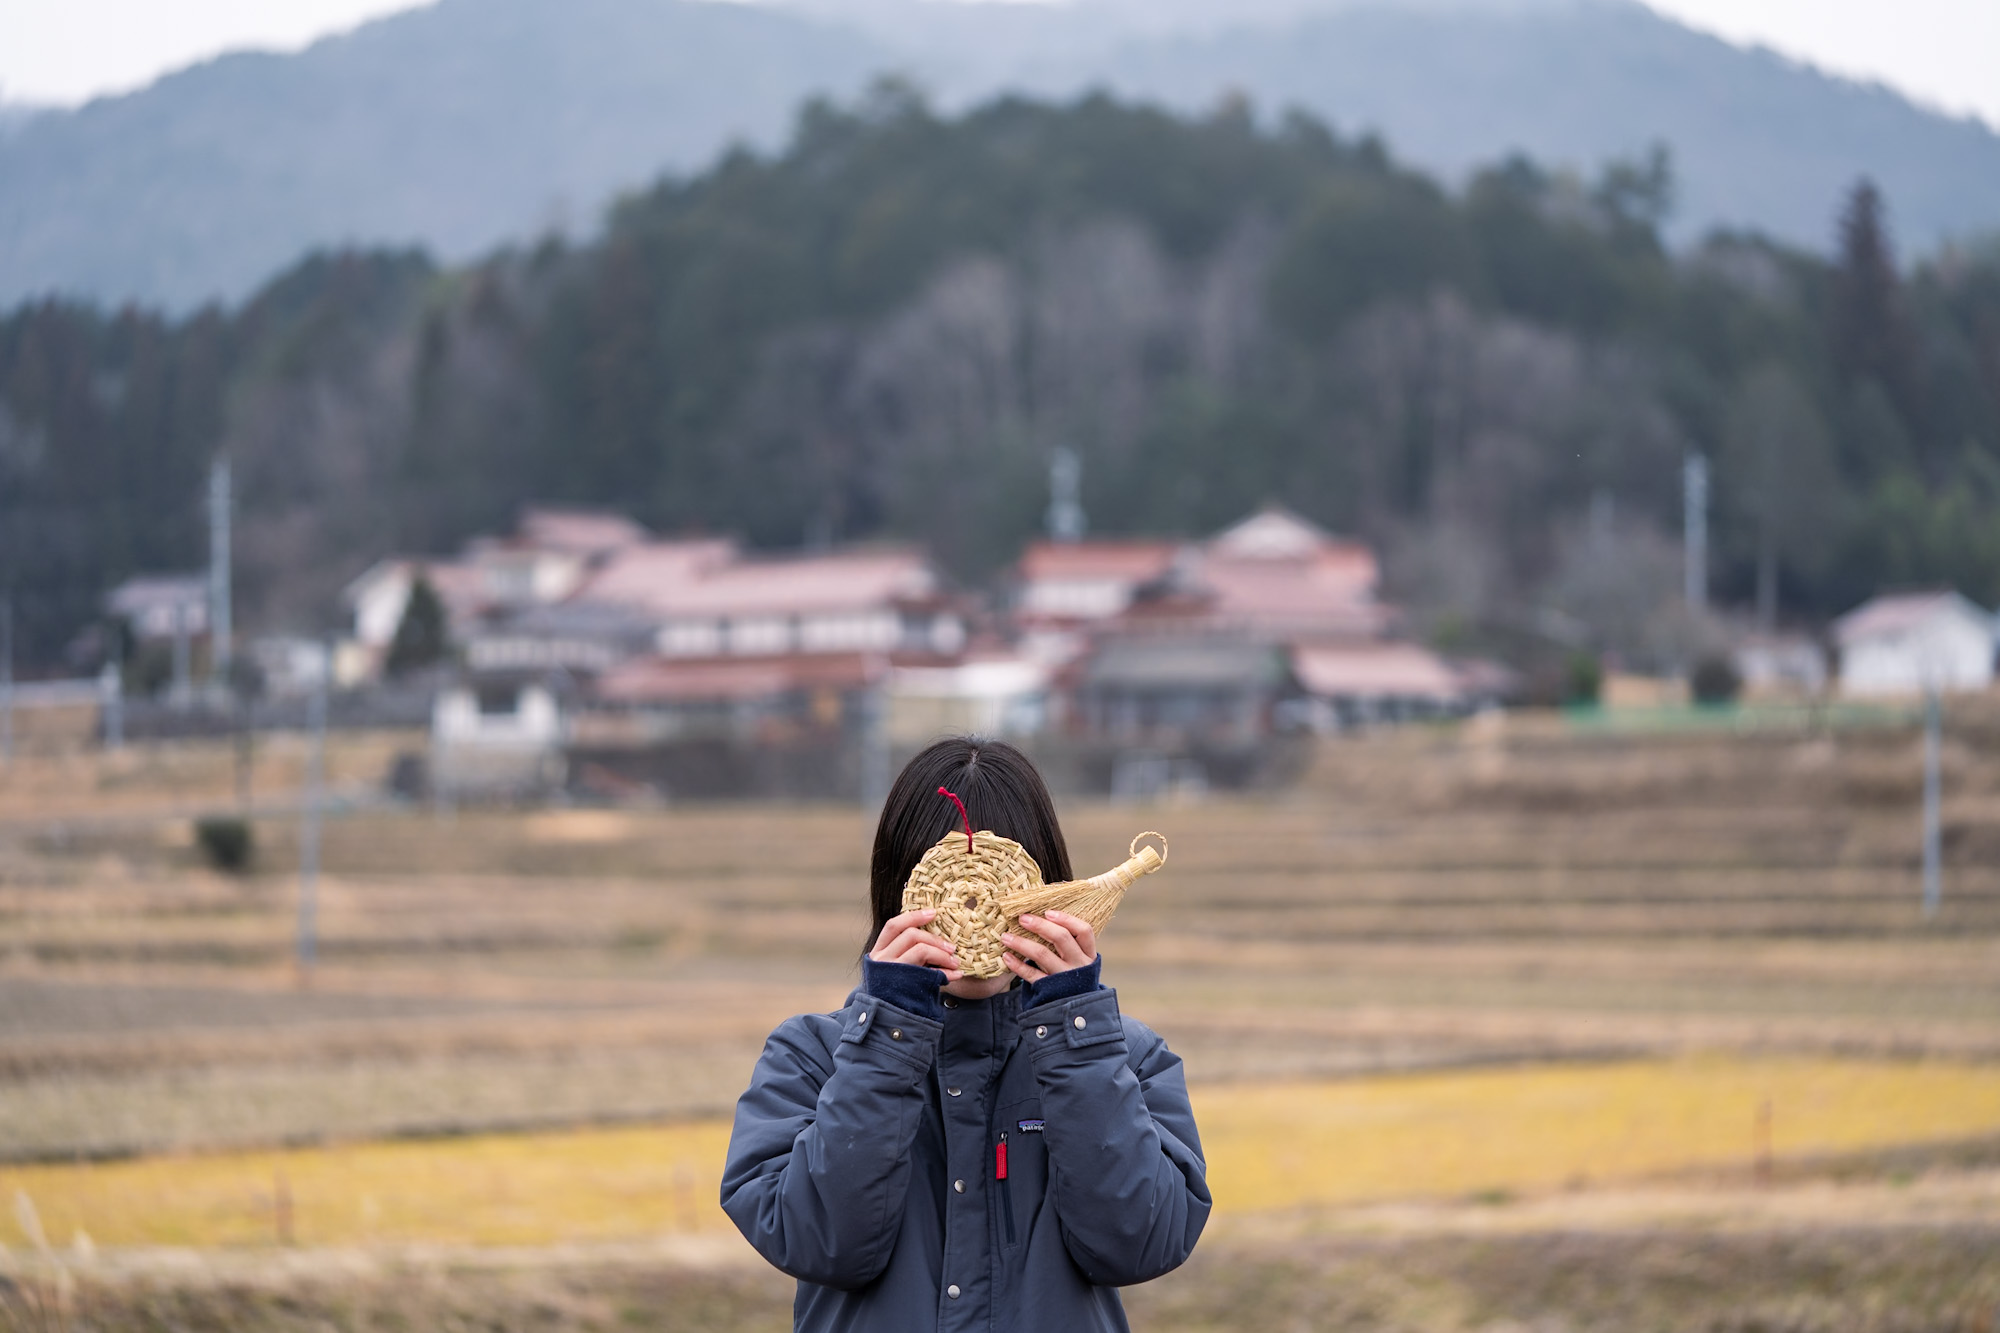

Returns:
1001,832,1168,937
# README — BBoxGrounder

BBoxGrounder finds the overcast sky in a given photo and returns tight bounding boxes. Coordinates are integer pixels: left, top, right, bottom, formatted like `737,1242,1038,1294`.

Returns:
1,0,1996,131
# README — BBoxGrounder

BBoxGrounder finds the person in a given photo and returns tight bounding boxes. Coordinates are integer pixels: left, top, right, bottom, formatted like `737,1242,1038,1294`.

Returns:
721,736,1210,1331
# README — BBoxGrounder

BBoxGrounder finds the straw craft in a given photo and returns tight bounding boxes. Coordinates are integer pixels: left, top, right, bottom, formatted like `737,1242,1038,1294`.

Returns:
903,829,1169,980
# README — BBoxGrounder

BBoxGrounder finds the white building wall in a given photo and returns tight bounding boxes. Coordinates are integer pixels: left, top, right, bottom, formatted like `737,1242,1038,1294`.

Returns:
433,684,565,748
1019,579,1134,620
353,570,412,648
1840,612,1995,696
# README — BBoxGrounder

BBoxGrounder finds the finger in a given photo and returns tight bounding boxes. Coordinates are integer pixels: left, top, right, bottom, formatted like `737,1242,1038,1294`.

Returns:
1041,910,1097,961
871,909,937,954
1002,951,1043,982
1017,913,1083,967
878,925,955,963
1001,931,1064,974
899,941,960,971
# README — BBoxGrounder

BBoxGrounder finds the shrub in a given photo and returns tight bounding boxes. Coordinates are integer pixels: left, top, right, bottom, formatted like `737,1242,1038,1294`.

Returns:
194,816,254,873
1690,654,1743,705
1563,651,1603,706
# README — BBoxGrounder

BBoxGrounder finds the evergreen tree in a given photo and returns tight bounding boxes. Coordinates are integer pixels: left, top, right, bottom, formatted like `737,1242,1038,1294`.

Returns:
1829,179,1917,419
385,572,450,676
9,92,2000,666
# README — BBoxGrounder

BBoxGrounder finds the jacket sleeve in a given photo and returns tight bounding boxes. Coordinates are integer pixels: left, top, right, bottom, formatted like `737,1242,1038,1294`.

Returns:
1020,986,1211,1286
720,998,941,1289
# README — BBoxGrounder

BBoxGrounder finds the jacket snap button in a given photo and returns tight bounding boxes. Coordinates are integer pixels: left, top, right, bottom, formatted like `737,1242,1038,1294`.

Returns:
947,1086,961,1097
953,1179,965,1193
1073,1015,1087,1030
947,1284,961,1299
890,1028,903,1040
857,1012,868,1024
1034,1025,1048,1038
943,996,958,1008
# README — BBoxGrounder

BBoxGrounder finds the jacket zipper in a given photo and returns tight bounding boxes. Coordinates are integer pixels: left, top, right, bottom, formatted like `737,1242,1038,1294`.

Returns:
996,1131,1015,1244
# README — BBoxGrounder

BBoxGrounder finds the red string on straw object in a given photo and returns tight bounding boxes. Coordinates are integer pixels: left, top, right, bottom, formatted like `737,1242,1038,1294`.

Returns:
938,786,973,852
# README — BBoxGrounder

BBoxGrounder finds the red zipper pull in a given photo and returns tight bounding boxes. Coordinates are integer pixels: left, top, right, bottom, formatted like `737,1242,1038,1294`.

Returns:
996,1131,1009,1180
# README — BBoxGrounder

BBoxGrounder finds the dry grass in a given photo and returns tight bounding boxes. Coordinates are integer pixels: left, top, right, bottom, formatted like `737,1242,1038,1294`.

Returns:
1,714,1997,1168
5,1056,1998,1250
1197,1056,2000,1212
21,1227,2000,1332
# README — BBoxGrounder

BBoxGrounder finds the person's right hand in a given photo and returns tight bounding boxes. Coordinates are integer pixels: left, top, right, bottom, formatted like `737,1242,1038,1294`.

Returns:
868,908,963,982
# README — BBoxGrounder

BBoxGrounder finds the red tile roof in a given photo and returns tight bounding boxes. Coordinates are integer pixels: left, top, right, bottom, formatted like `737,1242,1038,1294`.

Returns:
1291,642,1463,699
587,547,937,620
574,540,740,610
1017,540,1180,583
594,653,881,703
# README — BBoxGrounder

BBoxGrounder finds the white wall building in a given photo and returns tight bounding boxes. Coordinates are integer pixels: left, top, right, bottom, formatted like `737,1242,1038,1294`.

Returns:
1834,591,1996,697
431,673,570,797
887,656,1051,744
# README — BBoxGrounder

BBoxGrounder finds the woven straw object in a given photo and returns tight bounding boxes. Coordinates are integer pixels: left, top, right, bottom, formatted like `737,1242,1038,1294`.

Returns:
902,830,1168,979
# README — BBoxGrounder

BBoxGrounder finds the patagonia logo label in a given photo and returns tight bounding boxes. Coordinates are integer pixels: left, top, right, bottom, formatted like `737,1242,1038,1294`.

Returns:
1016,1119,1045,1133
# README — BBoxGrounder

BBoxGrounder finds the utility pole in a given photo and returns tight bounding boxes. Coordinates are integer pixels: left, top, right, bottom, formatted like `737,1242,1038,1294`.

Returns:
100,656,123,751
208,456,233,686
1682,452,1709,611
171,596,192,706
297,644,328,981
1,592,13,765
1922,687,1941,920
859,655,890,814
1047,448,1085,543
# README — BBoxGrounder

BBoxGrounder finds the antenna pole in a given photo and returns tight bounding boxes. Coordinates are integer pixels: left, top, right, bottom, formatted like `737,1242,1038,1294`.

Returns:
1683,452,1708,611
298,643,328,979
208,456,233,686
1,592,13,765
1922,688,1941,919
1047,448,1085,543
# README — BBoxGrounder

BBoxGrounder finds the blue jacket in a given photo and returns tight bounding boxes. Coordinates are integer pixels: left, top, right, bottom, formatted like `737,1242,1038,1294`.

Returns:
721,959,1210,1331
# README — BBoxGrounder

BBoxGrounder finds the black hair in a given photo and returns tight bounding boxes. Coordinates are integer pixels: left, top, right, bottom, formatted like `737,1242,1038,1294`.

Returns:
866,736,1072,954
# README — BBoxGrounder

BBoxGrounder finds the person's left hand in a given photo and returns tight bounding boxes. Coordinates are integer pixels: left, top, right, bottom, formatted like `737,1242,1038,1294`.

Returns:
1000,910,1097,983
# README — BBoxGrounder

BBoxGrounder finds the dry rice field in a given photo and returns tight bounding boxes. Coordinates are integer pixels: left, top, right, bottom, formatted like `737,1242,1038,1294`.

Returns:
1,705,1998,1329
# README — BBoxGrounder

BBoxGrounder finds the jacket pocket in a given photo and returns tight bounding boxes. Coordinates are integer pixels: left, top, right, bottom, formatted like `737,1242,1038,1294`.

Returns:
993,1098,1046,1251
996,1131,1016,1244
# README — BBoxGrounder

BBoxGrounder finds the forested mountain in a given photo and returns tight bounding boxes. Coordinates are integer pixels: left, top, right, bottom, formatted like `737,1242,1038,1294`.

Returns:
4,92,1998,676
0,0,885,308
4,0,2000,309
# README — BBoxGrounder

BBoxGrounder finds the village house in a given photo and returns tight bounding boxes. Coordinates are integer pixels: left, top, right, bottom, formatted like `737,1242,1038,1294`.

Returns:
1024,508,1475,740
360,502,1485,800
1011,540,1180,662
430,667,575,799
341,506,651,681
106,573,209,642
584,543,963,660
358,506,995,800
1834,590,1996,697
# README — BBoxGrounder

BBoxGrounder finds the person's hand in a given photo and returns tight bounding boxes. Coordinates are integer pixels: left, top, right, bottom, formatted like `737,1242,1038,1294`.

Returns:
1000,910,1096,983
868,908,963,982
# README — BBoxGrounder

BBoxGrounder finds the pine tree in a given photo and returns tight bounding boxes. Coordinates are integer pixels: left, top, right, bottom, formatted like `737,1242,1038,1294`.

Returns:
1829,179,1917,414
385,572,450,676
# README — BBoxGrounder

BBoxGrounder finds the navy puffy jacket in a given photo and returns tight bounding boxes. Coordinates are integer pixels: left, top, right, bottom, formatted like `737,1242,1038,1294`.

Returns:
721,962,1210,1331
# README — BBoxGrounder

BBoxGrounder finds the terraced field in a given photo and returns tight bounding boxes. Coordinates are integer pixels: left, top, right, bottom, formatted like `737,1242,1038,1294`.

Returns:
0,705,1996,1329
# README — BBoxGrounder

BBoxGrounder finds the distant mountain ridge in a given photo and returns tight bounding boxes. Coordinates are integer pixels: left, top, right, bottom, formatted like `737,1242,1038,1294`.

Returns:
4,0,1999,309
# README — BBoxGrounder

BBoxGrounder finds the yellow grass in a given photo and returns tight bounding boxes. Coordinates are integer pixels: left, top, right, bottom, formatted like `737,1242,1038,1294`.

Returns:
4,1122,738,1250
6,1056,1999,1251
1195,1055,2000,1212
